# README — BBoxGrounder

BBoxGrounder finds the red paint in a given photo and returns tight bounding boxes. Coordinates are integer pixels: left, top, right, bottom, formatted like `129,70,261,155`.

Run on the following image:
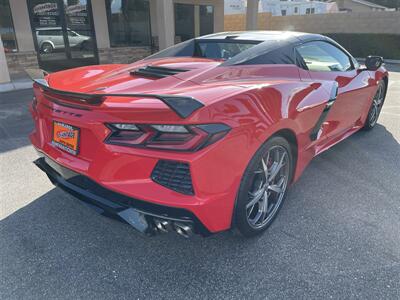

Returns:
29,57,388,233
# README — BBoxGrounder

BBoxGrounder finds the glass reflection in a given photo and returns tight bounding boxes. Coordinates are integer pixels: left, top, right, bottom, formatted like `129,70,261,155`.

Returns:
106,0,151,47
0,0,18,52
64,0,95,58
30,0,67,61
29,0,97,71
174,4,214,43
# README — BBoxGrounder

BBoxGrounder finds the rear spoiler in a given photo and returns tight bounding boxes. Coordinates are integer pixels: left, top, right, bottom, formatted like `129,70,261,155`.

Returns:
25,68,204,118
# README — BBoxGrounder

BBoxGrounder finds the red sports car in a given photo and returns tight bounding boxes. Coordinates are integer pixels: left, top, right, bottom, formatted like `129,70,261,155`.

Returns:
29,31,388,238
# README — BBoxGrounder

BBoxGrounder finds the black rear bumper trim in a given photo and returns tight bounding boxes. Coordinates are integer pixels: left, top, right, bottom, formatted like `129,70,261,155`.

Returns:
33,155,210,236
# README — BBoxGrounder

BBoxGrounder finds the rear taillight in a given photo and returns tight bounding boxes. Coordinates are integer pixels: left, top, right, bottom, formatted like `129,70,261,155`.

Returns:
105,123,230,151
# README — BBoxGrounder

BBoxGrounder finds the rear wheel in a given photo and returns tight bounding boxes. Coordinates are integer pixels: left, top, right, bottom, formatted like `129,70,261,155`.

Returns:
234,136,293,237
363,80,386,130
80,40,91,51
41,42,53,54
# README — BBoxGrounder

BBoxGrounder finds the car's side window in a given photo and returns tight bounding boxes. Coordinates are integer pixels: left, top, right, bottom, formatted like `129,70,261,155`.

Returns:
296,41,353,72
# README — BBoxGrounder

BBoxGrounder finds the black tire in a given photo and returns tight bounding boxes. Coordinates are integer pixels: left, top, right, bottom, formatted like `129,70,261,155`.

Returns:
80,40,90,51
41,42,53,54
363,80,386,131
234,136,294,237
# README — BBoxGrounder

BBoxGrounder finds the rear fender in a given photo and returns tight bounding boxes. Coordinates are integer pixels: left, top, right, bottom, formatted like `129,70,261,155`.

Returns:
41,40,55,49
221,80,337,182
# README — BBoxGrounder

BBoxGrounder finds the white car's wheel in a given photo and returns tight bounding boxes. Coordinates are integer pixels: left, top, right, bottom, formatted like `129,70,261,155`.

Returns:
41,43,53,54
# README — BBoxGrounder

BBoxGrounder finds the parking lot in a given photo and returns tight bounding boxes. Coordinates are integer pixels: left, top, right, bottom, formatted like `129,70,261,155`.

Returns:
0,69,399,299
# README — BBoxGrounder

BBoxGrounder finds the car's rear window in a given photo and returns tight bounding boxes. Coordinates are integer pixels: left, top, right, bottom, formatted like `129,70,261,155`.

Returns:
145,39,259,61
194,41,258,60
37,30,62,36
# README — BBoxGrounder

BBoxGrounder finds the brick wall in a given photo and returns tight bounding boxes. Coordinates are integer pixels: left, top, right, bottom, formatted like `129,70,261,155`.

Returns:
224,11,400,35
224,13,273,31
258,13,272,30
4,47,152,78
224,14,246,31
266,11,400,34
5,51,39,76
98,47,152,64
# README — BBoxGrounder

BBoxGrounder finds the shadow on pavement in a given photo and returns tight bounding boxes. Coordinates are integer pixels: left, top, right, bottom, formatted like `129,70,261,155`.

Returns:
0,89,34,153
1,123,399,299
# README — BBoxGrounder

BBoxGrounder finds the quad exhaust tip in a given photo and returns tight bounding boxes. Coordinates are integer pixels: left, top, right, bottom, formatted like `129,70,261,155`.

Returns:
173,222,193,238
153,218,193,238
154,219,171,233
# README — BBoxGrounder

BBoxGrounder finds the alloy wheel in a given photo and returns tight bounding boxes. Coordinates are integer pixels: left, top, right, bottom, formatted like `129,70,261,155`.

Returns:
42,44,53,54
246,145,290,229
368,82,385,127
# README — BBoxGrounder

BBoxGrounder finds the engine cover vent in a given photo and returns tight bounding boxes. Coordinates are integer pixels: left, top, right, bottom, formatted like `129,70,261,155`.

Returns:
131,65,189,78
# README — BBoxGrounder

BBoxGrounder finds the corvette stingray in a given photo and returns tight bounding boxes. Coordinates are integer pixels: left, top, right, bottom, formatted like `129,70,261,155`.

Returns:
28,31,388,237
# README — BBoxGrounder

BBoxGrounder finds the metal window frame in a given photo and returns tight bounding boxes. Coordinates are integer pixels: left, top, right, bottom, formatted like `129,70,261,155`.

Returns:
27,0,99,71
104,0,153,49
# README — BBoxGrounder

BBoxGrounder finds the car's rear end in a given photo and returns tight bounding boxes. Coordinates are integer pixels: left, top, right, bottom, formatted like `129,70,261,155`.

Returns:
28,62,258,237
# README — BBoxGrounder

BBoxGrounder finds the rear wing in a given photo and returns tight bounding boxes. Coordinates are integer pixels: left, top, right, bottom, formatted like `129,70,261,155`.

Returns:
25,68,204,118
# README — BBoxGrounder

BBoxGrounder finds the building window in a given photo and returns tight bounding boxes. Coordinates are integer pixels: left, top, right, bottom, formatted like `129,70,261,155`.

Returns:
306,7,316,14
281,9,287,16
0,0,18,52
174,3,195,42
294,7,298,14
200,5,214,36
105,0,151,47
175,4,214,43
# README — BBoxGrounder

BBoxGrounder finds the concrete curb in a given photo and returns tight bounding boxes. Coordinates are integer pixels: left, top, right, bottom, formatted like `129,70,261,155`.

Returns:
0,79,33,93
384,59,400,64
356,58,400,64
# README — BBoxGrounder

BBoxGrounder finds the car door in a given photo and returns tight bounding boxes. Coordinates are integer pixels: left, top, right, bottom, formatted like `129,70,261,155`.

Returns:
67,30,79,47
296,40,372,139
54,29,65,49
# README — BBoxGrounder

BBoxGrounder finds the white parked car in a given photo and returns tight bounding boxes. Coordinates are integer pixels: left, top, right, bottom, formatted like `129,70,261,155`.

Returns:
36,27,91,53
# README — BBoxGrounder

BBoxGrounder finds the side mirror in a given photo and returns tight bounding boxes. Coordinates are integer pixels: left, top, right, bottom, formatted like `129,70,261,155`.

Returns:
365,56,384,71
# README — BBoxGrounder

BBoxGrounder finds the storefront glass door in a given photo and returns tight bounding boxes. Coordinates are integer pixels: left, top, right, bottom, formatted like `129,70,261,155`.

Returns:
174,4,214,43
28,0,98,72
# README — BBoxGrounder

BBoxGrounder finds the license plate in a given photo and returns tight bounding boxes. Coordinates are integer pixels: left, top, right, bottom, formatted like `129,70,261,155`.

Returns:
52,121,80,155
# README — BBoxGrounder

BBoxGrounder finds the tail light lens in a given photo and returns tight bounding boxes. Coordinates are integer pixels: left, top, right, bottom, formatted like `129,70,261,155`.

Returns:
105,123,230,151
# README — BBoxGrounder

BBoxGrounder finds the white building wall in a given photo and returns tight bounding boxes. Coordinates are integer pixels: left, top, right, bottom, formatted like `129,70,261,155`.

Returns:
8,0,35,51
0,37,11,84
224,0,338,16
259,0,337,16
91,0,110,48
224,0,246,14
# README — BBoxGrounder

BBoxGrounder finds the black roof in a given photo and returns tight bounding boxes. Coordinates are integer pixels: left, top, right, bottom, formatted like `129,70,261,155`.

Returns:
211,31,345,66
147,31,352,67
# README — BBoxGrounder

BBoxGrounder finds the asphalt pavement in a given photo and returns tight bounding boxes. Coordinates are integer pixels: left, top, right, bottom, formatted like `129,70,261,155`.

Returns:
0,69,399,299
